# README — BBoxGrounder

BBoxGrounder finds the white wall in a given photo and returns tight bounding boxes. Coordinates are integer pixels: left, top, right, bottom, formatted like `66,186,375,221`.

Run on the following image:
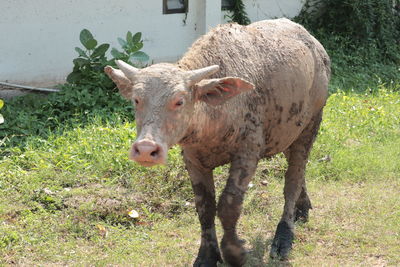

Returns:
222,0,304,23
0,0,303,86
245,0,304,21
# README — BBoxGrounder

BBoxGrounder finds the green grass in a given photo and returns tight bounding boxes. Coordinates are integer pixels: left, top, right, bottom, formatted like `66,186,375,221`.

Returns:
1,88,399,266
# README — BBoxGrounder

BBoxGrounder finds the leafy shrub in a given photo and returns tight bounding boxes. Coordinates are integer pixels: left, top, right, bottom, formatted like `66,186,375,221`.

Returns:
295,0,400,91
67,29,149,90
66,29,112,88
225,0,251,25
296,0,400,61
111,31,149,66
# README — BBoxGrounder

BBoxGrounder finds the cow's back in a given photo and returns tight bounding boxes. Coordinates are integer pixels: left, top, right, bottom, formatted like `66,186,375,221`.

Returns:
178,18,330,162
250,18,330,111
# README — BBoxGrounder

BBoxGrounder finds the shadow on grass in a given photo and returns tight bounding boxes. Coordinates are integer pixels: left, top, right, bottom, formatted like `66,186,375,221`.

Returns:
218,235,293,267
249,235,294,267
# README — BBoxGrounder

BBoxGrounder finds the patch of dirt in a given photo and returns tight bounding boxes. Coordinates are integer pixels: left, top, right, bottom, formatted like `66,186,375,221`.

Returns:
363,255,387,267
63,184,145,219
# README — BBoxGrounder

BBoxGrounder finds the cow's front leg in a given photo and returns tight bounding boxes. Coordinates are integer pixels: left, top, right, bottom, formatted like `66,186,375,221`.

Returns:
217,156,258,267
184,157,222,267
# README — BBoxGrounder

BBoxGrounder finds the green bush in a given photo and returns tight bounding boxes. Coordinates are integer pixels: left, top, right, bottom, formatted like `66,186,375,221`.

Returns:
226,0,251,25
294,0,400,91
67,29,149,90
296,0,400,61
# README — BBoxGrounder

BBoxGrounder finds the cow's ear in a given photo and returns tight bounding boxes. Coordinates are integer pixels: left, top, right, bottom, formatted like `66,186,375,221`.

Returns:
194,77,254,106
104,66,133,99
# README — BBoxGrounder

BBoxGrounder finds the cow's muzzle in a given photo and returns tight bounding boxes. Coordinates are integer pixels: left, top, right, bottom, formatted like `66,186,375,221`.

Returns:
129,139,166,167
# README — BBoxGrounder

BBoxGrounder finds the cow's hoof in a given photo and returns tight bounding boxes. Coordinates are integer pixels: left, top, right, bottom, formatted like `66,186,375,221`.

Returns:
269,221,294,261
221,236,247,267
193,245,223,267
193,258,219,267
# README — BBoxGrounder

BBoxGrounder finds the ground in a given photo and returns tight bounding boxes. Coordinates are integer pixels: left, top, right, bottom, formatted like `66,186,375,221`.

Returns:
0,89,399,266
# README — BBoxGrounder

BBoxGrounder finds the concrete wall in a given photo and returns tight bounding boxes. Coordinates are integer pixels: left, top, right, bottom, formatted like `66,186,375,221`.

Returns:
0,0,303,86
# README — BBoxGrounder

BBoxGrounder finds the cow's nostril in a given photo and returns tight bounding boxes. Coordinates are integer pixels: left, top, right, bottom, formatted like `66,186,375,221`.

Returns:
134,147,140,154
150,150,159,157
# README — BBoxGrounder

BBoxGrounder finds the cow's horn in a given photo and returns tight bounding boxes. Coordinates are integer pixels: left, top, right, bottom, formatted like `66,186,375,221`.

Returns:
115,60,139,79
187,65,220,84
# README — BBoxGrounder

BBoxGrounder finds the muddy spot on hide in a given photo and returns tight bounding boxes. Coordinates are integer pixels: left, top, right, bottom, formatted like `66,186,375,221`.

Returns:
222,126,236,142
287,102,300,122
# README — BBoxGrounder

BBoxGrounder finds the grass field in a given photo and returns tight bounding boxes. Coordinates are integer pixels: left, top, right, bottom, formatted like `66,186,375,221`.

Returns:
1,88,399,266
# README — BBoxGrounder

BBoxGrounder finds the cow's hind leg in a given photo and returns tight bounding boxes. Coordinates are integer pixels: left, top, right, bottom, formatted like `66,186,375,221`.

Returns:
218,154,259,267
282,154,313,223
270,111,323,260
184,156,222,267
294,182,312,222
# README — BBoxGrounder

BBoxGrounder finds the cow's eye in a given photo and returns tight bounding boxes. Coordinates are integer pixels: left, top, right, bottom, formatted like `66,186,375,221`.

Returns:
175,99,184,107
134,98,140,105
